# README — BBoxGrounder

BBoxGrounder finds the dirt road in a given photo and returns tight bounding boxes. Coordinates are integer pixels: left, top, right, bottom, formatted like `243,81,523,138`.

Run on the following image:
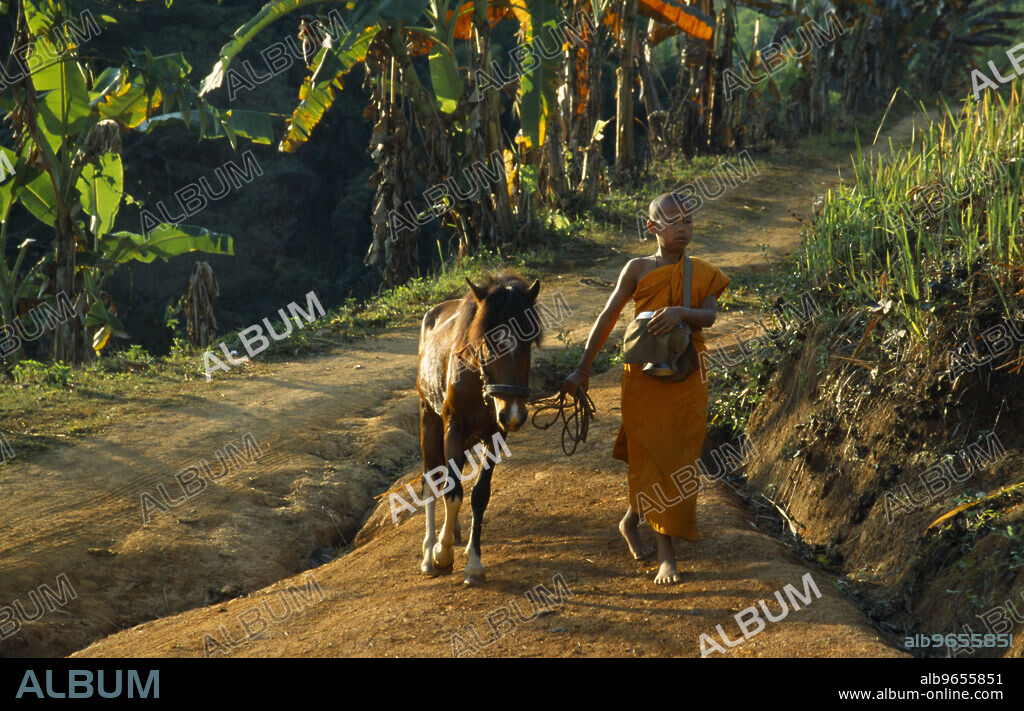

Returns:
2,114,927,658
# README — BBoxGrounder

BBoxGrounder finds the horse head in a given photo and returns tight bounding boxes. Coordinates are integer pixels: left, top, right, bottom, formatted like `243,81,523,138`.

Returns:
465,273,541,433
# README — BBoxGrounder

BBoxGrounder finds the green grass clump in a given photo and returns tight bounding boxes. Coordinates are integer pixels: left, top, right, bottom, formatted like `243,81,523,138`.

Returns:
800,85,1024,345
11,360,73,386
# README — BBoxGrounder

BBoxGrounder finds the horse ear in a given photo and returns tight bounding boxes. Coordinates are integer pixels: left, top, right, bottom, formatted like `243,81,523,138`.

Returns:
529,279,540,301
466,277,488,302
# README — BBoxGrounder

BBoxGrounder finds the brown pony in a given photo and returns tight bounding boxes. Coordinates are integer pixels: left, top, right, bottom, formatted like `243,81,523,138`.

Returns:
416,272,541,585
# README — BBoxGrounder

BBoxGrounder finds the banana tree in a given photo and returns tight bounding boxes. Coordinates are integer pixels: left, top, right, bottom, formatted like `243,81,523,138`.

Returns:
0,0,273,364
614,0,638,176
199,0,495,284
202,0,537,284
519,0,712,193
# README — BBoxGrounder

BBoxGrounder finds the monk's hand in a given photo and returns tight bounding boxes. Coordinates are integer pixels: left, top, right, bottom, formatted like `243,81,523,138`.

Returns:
562,369,589,395
647,307,686,335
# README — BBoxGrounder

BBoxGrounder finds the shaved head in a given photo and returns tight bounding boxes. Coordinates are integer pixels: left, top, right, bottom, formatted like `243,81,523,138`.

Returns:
649,192,696,223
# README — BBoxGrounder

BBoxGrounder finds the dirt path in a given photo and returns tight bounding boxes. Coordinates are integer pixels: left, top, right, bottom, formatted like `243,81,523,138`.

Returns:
4,113,926,658
72,362,903,658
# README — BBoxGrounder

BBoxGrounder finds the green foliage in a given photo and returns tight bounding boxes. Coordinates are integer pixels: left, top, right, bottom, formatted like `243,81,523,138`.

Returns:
0,0,274,363
427,43,462,115
200,0,338,95
101,225,234,264
278,23,380,152
92,343,156,373
800,86,1024,342
708,347,773,438
12,359,72,385
518,0,560,148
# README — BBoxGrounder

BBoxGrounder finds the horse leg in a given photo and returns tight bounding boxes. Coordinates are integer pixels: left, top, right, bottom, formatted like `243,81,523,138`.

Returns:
420,399,444,575
432,425,466,574
422,496,437,575
464,461,494,586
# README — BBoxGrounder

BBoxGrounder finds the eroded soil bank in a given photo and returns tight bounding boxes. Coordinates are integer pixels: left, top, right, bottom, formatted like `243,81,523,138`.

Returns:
741,316,1024,658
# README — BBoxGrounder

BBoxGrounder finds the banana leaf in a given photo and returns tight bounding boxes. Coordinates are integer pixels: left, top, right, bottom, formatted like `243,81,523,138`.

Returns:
428,44,463,113
78,153,123,240
639,0,713,42
96,73,162,129
201,0,332,96
86,299,129,353
18,166,58,226
519,0,560,147
22,0,56,36
31,35,92,143
280,24,380,152
733,0,791,20
135,108,273,146
201,0,427,94
0,147,19,219
100,225,234,264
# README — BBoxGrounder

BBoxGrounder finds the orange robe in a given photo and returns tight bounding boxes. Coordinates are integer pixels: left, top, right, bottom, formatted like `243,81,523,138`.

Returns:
611,255,730,541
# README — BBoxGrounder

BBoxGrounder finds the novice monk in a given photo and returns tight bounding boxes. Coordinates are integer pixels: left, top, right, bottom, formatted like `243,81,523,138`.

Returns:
562,192,730,584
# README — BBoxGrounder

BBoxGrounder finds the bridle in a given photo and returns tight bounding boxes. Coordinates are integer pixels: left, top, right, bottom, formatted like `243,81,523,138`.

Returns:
477,353,531,400
465,344,531,401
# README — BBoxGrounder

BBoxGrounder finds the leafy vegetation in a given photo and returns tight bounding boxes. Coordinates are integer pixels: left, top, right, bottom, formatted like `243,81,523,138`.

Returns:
801,84,1023,366
0,0,273,366
3,0,1023,398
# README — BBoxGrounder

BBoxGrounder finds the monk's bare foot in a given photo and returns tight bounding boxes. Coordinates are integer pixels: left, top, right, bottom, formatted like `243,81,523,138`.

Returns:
653,532,682,584
619,508,654,560
654,560,682,584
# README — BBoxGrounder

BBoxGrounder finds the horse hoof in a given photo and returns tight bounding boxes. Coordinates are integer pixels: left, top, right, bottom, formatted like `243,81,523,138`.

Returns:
420,559,438,576
463,569,486,587
432,544,454,574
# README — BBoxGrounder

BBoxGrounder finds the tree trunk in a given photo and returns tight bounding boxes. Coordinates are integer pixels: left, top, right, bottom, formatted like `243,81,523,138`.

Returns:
636,20,666,162
52,209,90,364
550,1,605,215
545,105,570,206
579,8,606,206
471,4,515,245
614,0,637,179
185,262,219,348
667,34,692,156
710,3,735,151
667,21,706,157
363,30,418,288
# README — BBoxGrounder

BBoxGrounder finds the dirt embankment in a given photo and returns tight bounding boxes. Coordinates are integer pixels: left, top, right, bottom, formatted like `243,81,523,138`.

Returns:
742,318,1024,658
4,113,927,658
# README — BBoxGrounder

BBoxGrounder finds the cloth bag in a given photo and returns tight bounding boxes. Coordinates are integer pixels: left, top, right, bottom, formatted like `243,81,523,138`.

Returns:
620,256,695,382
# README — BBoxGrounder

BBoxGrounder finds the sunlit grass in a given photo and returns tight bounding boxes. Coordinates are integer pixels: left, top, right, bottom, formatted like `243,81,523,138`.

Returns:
800,83,1024,341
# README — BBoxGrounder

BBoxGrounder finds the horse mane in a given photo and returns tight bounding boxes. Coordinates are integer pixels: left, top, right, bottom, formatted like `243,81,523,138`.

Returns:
455,271,542,353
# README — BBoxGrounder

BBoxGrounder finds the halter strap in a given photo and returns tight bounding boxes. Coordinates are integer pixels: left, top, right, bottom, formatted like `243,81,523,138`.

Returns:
483,383,531,397
470,345,531,400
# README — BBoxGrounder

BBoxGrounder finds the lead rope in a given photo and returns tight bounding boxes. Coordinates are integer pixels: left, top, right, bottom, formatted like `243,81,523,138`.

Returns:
531,386,596,456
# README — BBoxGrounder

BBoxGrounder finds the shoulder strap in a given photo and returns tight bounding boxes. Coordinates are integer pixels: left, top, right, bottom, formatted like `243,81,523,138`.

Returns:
683,255,692,308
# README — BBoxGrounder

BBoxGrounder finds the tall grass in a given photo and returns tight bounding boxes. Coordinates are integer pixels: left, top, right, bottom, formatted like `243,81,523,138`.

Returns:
801,84,1024,341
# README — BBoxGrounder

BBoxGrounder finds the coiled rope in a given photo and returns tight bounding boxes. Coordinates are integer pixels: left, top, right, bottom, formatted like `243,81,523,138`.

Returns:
530,387,597,456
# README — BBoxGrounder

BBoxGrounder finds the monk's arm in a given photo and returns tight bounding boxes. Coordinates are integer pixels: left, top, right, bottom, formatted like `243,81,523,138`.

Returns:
574,262,639,374
647,294,719,334
560,261,638,394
